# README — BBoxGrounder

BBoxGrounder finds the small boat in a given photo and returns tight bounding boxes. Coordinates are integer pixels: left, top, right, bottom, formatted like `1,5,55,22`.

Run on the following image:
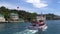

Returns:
28,14,48,31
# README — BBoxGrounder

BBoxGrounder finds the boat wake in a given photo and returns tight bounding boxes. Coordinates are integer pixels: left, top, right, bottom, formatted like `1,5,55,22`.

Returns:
41,26,48,31
13,25,48,34
13,29,38,34
13,26,48,34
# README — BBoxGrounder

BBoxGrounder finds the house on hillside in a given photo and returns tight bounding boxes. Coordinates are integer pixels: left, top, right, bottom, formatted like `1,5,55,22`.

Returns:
10,13,19,21
53,16,60,20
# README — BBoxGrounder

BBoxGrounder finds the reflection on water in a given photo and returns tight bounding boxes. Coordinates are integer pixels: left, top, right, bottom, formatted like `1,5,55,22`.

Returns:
0,23,5,32
0,22,29,34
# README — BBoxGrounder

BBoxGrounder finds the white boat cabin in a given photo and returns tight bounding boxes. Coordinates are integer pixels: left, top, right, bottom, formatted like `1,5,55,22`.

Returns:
36,15,46,21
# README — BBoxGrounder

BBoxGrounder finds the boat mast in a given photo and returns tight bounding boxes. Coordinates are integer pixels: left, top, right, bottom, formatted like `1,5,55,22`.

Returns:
41,11,46,22
41,11,43,20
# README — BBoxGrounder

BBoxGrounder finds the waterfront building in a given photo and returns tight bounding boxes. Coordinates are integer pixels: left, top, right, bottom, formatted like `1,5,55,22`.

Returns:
0,14,5,22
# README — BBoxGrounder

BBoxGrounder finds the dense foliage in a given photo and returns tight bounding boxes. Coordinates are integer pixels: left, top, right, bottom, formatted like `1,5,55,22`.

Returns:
0,6,60,21
0,6,37,21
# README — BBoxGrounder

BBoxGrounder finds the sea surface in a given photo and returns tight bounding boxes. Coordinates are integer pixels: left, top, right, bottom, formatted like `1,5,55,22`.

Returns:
0,20,60,34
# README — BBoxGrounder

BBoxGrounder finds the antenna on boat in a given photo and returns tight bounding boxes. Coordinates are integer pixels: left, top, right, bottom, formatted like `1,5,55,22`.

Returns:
40,11,43,20
41,11,43,16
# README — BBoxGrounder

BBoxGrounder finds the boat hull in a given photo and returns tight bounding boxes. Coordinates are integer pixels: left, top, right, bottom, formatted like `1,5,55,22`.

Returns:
28,25,48,31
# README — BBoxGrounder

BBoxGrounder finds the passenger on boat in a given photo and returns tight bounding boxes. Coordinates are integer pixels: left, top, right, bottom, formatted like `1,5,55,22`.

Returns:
31,19,37,26
37,20,45,26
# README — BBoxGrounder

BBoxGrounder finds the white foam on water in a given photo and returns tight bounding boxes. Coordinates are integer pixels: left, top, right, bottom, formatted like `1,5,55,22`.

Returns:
13,29,38,34
28,30,38,34
42,26,48,31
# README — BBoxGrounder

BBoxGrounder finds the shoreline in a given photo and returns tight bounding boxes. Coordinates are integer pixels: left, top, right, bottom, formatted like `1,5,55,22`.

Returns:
0,21,24,23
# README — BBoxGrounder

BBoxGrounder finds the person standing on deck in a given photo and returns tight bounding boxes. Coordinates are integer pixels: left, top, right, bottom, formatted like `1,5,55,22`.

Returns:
37,20,45,26
31,19,37,26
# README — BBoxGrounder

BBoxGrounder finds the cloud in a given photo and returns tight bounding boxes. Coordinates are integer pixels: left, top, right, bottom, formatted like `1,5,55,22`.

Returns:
26,0,48,8
57,1,60,3
0,2,32,13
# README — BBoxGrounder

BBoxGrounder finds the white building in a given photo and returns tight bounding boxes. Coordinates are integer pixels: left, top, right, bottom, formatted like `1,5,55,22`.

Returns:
0,14,5,22
36,15,46,21
10,13,19,21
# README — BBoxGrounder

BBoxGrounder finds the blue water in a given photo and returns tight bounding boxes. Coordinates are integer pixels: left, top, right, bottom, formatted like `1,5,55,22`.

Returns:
0,20,60,34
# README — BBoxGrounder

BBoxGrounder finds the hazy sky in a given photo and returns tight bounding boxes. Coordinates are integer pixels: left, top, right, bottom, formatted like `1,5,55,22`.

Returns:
0,0,60,15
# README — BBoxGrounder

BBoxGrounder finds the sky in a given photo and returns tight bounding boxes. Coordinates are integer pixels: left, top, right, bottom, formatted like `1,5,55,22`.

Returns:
0,0,60,15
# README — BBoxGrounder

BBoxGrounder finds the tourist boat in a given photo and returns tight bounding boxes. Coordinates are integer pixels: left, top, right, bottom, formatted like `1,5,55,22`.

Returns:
28,14,48,31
